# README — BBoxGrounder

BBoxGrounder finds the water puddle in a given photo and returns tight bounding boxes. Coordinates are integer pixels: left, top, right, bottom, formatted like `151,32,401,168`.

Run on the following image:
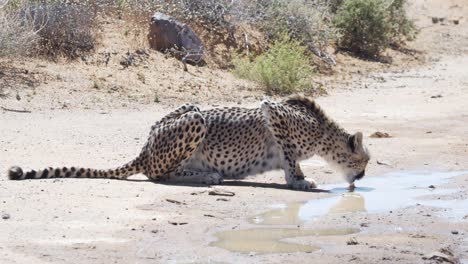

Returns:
212,170,468,254
211,228,358,254
251,171,468,225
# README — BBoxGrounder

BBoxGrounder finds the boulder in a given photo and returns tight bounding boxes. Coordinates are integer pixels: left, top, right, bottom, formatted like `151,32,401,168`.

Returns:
148,12,204,70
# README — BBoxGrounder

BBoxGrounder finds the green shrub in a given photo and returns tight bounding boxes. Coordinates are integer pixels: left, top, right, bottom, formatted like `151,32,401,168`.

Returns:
236,0,336,55
334,0,389,58
334,0,415,58
387,0,417,44
233,37,314,94
326,0,345,13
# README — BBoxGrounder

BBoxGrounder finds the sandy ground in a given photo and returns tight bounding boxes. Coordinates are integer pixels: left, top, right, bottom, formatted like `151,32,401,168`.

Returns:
1,1,468,263
1,51,468,263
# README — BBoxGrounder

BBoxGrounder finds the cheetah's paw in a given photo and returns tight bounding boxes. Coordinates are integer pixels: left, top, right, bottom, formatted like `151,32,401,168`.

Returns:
289,179,317,190
201,173,224,185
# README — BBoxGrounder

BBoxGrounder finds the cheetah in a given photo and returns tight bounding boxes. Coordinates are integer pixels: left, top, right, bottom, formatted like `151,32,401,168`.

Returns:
8,96,370,190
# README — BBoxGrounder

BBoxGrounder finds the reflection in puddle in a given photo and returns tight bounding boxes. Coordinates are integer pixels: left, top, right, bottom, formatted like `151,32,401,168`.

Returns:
251,193,368,225
328,193,366,214
299,170,468,221
212,170,468,254
211,228,358,254
250,203,303,225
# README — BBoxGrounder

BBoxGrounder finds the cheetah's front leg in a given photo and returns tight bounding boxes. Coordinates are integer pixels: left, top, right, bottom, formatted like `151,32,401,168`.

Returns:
284,161,317,190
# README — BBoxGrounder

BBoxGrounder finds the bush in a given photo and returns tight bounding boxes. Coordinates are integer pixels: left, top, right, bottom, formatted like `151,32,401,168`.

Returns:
387,0,416,44
0,7,39,57
334,0,389,58
29,3,99,59
334,0,415,58
232,0,336,55
233,37,314,94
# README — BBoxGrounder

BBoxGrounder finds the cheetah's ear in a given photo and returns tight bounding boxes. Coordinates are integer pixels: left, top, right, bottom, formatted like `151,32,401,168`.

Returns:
348,132,363,153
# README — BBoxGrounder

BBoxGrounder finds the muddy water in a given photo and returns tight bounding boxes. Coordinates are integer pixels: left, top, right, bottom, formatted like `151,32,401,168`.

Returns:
213,170,468,253
211,228,358,254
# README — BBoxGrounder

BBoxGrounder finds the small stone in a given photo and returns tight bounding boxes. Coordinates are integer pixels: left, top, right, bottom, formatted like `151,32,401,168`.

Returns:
1,213,10,220
347,237,359,245
428,185,435,189
151,230,158,234
451,230,458,235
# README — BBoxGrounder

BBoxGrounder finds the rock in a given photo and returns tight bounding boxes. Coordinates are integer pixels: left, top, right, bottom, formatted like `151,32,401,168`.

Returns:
1,213,10,220
451,230,458,235
370,131,391,138
432,17,446,24
148,12,204,70
431,94,443,99
347,237,359,245
428,185,436,189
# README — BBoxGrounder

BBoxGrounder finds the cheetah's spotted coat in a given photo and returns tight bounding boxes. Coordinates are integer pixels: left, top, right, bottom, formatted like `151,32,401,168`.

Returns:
8,96,370,189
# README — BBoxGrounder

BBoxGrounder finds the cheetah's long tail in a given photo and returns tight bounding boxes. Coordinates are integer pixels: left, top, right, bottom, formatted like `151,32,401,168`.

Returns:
7,156,145,181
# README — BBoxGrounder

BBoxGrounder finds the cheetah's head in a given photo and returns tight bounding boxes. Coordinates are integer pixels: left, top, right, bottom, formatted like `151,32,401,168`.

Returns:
336,132,370,184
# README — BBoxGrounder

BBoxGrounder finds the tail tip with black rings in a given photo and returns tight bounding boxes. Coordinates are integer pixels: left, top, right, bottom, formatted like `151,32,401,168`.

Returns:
8,166,24,180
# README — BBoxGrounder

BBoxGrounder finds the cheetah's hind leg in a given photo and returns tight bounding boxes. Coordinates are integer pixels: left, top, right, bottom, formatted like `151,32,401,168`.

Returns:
145,107,208,182
166,170,223,185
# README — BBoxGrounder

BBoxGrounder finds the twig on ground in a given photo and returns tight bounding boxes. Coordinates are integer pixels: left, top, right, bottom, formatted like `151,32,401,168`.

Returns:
1,107,32,113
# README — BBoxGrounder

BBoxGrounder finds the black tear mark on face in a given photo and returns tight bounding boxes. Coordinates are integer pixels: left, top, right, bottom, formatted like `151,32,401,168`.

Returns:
348,135,356,153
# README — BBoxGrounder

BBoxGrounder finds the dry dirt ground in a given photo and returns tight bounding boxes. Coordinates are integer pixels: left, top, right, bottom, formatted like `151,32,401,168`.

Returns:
1,1,468,264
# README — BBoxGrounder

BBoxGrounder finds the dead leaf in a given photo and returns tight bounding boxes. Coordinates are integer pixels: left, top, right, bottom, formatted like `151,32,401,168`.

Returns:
209,189,235,197
168,221,188,226
376,160,391,166
204,214,215,218
165,199,186,205
370,131,391,138
423,252,456,263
